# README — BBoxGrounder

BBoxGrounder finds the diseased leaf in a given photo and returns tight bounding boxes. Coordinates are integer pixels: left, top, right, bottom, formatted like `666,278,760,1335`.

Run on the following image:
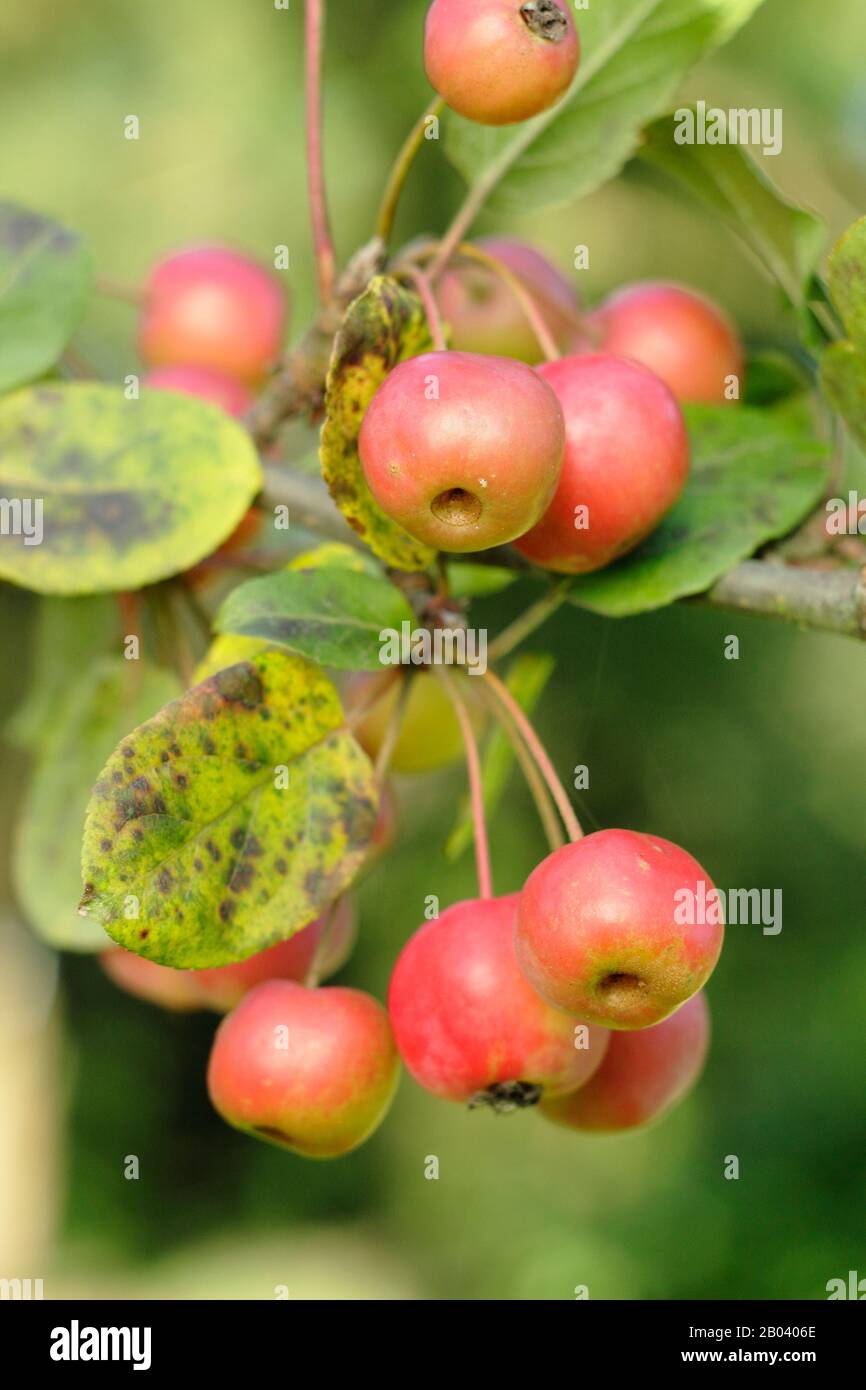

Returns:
639,112,824,307
568,402,829,616
15,658,180,952
80,650,378,968
216,568,414,670
444,0,767,214
0,202,93,393
0,382,262,595
192,634,268,686
320,275,436,572
446,654,555,861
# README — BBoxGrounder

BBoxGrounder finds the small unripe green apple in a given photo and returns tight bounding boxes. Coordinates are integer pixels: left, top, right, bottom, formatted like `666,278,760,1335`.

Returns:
516,830,723,1029
207,980,401,1158
514,353,689,573
143,365,253,417
590,281,744,405
139,245,286,384
424,0,580,126
540,992,710,1132
438,237,582,362
348,671,485,775
359,351,564,553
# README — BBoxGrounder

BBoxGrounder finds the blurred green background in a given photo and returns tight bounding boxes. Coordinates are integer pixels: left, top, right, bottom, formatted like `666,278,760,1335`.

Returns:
1,0,864,1300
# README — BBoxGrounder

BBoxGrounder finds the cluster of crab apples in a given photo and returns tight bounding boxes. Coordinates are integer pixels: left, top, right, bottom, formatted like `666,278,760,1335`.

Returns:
101,0,745,1157
103,813,721,1158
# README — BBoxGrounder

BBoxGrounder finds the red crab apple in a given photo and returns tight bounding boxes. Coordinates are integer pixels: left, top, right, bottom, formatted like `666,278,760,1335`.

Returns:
143,365,253,417
424,0,580,126
358,351,564,553
207,980,400,1157
388,895,609,1109
515,830,723,1029
590,281,744,405
514,353,689,573
540,992,711,1132
100,898,357,1013
438,236,583,362
138,245,286,384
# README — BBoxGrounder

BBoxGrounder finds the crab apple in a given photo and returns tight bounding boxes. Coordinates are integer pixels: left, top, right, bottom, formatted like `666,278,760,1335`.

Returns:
590,282,744,405
99,949,205,1012
388,895,609,1110
359,351,564,552
540,992,711,1133
138,245,286,384
143,365,253,417
207,981,400,1158
438,236,582,362
424,0,579,126
100,899,357,1013
516,830,723,1029
514,353,689,574
347,670,484,774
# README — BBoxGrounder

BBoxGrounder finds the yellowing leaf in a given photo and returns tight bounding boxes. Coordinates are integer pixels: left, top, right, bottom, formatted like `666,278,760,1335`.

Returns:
80,650,378,967
320,276,436,572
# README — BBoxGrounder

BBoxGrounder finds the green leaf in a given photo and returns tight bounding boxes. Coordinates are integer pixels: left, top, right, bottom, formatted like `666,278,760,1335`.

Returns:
320,275,436,572
827,215,866,344
0,382,262,595
5,594,116,748
568,402,829,617
287,541,383,577
744,350,812,408
446,562,519,599
446,654,556,861
216,567,415,670
444,0,767,214
638,112,825,307
14,658,180,952
0,203,93,394
80,650,378,968
821,342,866,453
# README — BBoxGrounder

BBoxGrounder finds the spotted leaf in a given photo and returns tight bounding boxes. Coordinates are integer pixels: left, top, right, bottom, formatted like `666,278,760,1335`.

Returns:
320,275,436,572
80,649,378,968
0,382,262,595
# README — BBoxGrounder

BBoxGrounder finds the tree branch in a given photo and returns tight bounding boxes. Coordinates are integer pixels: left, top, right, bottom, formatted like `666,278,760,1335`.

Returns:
702,560,866,638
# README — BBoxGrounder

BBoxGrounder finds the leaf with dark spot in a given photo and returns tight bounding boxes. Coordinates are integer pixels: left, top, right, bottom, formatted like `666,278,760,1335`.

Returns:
0,382,261,595
320,276,435,572
80,649,378,968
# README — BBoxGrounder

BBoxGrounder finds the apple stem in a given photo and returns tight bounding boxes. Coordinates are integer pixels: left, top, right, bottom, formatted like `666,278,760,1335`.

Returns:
487,579,572,663
454,242,561,362
402,265,448,351
373,674,413,783
476,681,565,852
305,0,338,305
437,667,494,899
376,97,445,247
304,897,341,989
482,668,583,842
